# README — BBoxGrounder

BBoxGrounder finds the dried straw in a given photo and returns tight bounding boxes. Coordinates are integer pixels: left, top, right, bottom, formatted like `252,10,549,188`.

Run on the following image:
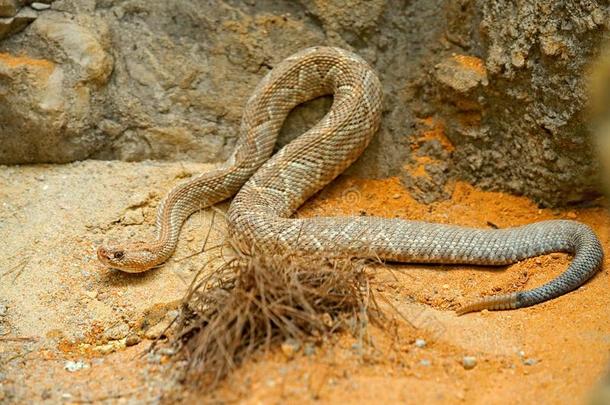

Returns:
170,237,384,388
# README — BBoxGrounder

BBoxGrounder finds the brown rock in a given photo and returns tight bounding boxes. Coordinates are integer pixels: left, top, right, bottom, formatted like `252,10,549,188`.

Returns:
125,334,141,347
0,0,19,18
435,55,488,93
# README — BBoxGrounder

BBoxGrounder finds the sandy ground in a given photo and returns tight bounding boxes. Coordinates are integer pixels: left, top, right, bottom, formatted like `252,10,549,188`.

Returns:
1,161,609,404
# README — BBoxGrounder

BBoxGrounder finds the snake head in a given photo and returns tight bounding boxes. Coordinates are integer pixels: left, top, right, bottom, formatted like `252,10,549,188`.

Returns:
97,243,158,273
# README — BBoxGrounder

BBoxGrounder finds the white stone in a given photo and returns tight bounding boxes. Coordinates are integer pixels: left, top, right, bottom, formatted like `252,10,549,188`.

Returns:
64,360,89,372
31,3,51,11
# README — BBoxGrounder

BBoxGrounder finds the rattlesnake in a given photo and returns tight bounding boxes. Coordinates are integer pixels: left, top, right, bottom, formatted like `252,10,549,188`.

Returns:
97,46,604,314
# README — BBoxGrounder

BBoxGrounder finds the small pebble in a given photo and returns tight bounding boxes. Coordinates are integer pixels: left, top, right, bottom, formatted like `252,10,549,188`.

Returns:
144,315,173,339
415,338,426,348
321,313,333,327
83,290,98,300
158,347,176,356
462,356,477,370
392,194,401,199
303,342,316,356
280,338,301,359
523,358,538,366
146,352,162,364
64,360,89,372
95,343,117,355
30,2,51,10
566,211,577,219
122,209,144,225
103,322,129,340
125,334,141,347
113,6,125,19
0,304,7,317
166,310,180,320
420,359,431,367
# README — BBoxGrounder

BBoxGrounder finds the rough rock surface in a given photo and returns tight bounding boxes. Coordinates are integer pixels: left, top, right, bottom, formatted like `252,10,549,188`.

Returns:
0,1,50,39
0,0,607,206
436,1,608,206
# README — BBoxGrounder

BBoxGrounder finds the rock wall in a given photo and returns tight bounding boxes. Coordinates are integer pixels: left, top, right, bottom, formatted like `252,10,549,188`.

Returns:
438,1,608,206
0,0,607,206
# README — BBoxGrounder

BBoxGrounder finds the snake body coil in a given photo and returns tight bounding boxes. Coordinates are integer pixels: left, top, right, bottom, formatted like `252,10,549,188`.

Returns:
97,47,604,314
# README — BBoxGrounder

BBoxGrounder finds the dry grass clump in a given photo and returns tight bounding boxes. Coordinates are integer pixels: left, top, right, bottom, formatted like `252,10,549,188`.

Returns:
170,238,384,388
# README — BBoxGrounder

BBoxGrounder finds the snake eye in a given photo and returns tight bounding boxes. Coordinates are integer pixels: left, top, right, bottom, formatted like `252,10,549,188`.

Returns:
113,251,124,260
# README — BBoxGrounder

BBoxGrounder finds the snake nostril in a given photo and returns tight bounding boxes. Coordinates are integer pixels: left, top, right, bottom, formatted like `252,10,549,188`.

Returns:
97,247,108,259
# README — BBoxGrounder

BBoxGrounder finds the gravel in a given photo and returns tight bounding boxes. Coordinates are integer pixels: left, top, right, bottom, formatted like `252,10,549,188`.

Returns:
125,334,141,347
103,322,130,341
64,360,89,372
462,356,477,370
280,338,301,359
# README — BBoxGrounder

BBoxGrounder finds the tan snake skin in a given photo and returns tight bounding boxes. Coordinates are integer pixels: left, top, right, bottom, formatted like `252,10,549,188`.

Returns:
97,47,604,314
